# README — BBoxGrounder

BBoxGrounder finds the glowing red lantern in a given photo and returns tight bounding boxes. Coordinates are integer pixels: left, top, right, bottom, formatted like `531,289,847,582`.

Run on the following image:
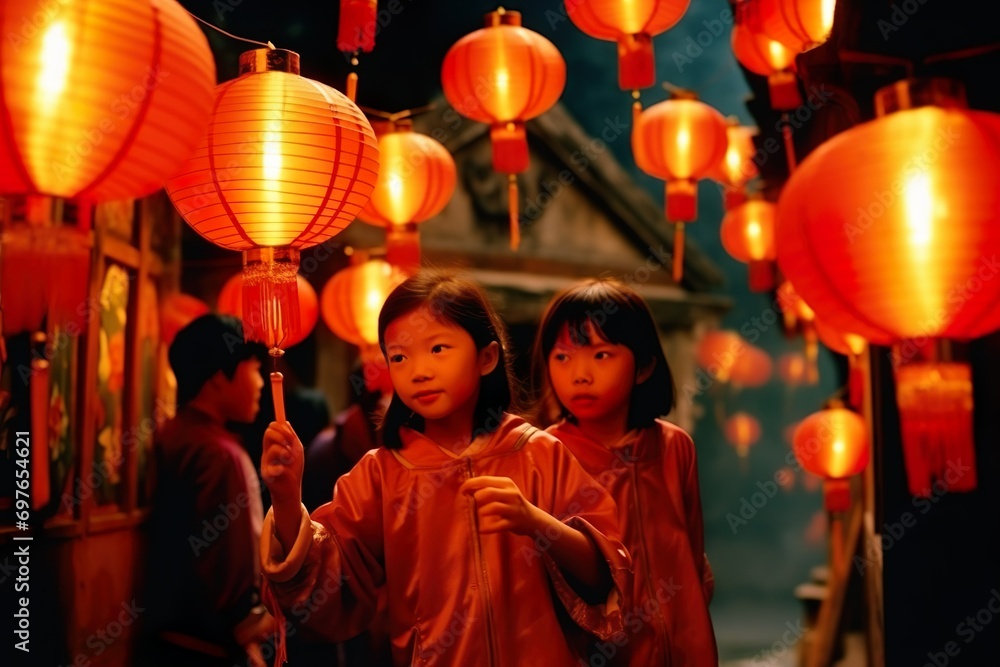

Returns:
721,199,777,292
566,0,690,91
724,412,761,459
777,79,1000,497
633,91,728,282
755,0,837,55
793,407,868,511
321,257,407,353
0,0,215,202
696,330,745,383
357,119,456,274
166,48,378,352
441,9,565,250
729,344,773,388
777,352,809,387
731,3,801,112
706,119,759,208
217,273,319,349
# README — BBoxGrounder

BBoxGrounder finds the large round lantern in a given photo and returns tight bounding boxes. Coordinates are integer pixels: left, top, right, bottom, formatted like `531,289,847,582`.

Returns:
724,412,761,459
721,199,777,292
777,79,999,498
166,48,379,423
633,91,728,283
441,9,565,250
217,272,319,349
0,0,215,202
566,0,690,91
357,119,456,273
792,408,868,511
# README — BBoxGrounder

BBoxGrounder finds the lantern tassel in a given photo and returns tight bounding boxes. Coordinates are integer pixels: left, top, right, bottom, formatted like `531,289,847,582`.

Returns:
672,223,685,284
617,33,655,90
241,248,302,354
894,360,977,497
508,174,521,251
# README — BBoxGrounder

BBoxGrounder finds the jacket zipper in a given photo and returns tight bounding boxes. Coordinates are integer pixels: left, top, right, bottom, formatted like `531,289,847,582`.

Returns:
631,459,672,663
466,458,497,667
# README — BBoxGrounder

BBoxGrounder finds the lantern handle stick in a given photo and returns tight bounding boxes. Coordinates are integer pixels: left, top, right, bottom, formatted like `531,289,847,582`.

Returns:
185,11,274,49
270,349,286,424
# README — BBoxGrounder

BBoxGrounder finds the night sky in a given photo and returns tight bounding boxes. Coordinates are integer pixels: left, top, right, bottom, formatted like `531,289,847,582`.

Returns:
178,1,843,660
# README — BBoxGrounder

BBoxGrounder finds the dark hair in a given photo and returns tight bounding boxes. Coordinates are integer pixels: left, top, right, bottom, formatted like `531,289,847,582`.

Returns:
169,314,267,406
532,278,675,429
377,269,519,448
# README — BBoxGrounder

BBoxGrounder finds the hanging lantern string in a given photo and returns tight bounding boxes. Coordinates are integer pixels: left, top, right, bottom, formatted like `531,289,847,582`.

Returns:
185,10,276,50
631,89,642,125
346,51,360,102
359,103,438,123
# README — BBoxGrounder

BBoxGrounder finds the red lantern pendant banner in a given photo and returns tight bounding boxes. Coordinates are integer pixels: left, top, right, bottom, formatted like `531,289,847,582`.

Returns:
441,8,565,250
0,0,215,202
777,78,1000,497
338,0,378,54
217,272,319,349
166,48,379,428
632,91,728,283
357,119,456,274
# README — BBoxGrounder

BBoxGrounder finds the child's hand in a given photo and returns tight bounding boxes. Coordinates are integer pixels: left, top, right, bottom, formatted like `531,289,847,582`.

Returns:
261,421,304,510
459,476,542,537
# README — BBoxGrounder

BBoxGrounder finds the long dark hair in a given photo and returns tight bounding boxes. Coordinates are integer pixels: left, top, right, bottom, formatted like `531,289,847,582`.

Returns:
377,269,519,448
532,278,675,429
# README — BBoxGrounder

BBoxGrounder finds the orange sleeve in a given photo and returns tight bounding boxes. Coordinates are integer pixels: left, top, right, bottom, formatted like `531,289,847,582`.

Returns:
527,434,633,641
260,452,386,644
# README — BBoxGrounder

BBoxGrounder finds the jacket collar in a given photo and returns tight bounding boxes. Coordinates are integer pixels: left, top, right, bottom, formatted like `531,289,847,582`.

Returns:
392,412,533,469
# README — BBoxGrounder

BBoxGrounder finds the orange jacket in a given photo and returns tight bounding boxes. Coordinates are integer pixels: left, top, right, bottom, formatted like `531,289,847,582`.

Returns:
261,414,632,666
548,419,718,667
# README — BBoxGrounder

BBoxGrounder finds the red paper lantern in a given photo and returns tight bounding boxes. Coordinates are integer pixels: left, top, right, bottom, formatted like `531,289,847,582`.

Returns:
441,9,565,249
217,273,319,349
777,351,809,387
721,199,777,292
632,92,728,282
724,412,761,458
755,0,837,55
706,119,759,208
776,79,999,497
731,3,801,111
357,120,456,274
696,330,745,383
566,0,690,91
321,257,407,352
0,0,215,202
793,408,868,511
166,48,379,353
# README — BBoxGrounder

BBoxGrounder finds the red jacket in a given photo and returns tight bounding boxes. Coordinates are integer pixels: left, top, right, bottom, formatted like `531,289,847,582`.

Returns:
261,414,632,666
548,419,717,666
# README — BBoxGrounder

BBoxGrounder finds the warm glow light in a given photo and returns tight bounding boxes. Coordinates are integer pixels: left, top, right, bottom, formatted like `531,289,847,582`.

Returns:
38,23,71,95
821,0,837,35
904,172,932,247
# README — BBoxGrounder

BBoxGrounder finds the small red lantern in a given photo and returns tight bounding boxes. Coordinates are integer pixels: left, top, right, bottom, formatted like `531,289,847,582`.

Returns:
793,408,868,512
217,273,319,349
731,2,801,111
632,91,728,282
441,9,565,250
729,345,773,388
754,0,837,55
696,330,745,383
160,293,211,347
721,199,777,292
777,351,809,387
724,412,762,459
321,257,407,353
357,119,456,274
707,119,759,208
566,0,690,91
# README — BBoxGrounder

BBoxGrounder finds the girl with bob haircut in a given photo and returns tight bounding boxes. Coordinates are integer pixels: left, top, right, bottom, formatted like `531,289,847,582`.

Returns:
258,269,631,666
534,277,718,666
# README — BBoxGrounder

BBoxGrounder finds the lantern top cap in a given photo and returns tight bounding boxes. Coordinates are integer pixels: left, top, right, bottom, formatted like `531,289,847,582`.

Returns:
239,48,301,75
486,8,521,27
875,78,967,117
